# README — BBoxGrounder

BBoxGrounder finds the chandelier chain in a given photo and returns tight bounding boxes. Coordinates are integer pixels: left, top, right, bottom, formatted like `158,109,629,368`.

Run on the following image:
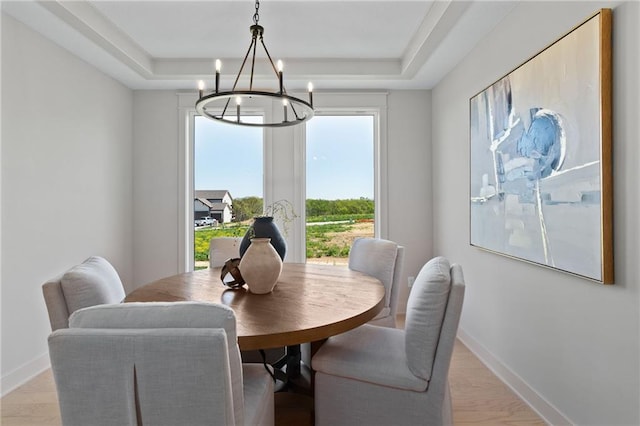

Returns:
253,0,260,25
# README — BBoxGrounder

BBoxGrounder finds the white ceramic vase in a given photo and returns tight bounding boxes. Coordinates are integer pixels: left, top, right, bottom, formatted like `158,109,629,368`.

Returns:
239,238,283,294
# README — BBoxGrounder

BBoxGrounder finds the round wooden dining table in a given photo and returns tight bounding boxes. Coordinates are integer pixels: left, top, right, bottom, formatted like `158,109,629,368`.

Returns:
124,263,385,351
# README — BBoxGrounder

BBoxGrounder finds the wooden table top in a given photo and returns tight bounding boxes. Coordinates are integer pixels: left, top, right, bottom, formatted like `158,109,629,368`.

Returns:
125,263,385,350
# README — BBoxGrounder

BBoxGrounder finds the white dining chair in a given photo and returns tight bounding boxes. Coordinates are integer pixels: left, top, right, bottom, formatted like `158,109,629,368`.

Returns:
209,236,242,268
50,302,274,426
42,256,125,331
348,237,404,328
313,256,465,426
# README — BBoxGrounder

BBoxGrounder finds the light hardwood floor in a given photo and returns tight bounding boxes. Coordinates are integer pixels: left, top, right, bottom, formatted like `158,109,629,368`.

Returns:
1,338,545,426
448,339,545,426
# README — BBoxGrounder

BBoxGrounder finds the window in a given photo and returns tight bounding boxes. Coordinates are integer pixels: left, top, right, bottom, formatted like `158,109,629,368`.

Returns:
193,115,263,268
181,91,387,270
305,115,375,264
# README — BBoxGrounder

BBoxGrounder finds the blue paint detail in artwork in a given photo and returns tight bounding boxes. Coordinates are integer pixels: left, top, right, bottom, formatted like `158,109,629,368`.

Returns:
496,155,506,184
580,191,601,204
517,108,564,180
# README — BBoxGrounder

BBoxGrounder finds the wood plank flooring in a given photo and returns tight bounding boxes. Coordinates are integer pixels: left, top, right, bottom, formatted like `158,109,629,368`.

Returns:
1,338,545,425
449,340,546,426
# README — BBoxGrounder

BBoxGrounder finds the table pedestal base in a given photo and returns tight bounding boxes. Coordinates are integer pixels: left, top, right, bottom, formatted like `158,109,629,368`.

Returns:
271,345,311,394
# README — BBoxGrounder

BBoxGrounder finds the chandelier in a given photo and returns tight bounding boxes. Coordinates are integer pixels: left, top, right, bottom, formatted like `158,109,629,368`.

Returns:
195,0,314,128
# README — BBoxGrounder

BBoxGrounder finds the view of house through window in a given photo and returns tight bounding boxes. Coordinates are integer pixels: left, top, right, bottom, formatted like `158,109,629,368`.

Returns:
193,115,263,269
193,114,375,268
306,115,375,264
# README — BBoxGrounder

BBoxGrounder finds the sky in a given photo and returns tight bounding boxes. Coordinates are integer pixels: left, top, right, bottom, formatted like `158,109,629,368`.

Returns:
194,115,374,200
195,115,264,198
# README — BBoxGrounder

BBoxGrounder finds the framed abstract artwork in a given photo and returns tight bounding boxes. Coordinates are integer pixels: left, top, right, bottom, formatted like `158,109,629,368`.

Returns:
469,9,613,284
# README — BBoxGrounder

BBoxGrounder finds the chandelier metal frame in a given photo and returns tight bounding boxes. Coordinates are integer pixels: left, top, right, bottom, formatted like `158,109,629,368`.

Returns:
195,0,314,128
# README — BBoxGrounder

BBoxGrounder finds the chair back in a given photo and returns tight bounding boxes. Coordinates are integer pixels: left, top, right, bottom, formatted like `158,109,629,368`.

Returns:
209,237,242,268
67,301,245,425
404,257,465,423
428,263,465,423
49,327,236,426
42,256,125,331
348,238,401,325
388,245,405,323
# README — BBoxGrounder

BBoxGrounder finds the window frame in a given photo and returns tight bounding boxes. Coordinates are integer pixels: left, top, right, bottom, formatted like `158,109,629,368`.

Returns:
178,91,388,271
178,93,268,272
302,111,381,256
295,92,389,262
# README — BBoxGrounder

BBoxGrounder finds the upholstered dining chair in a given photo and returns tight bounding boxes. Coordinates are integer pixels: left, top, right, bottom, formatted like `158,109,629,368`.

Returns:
312,256,465,426
41,256,126,331
348,237,404,328
209,236,242,268
48,302,274,426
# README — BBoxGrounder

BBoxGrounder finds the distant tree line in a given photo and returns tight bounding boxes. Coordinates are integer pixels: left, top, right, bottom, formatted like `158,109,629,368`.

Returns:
232,197,374,222
306,198,373,217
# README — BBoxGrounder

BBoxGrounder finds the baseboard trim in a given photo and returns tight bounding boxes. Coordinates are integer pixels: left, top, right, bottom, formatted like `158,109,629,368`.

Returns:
457,328,573,426
1,352,51,397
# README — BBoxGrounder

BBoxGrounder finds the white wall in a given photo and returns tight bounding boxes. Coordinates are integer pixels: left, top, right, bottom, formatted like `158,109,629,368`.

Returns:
1,14,133,394
432,2,639,424
132,91,180,286
131,90,432,314
387,91,432,312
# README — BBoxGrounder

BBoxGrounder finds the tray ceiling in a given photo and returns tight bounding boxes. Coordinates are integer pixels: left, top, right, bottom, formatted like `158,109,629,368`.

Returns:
2,0,517,90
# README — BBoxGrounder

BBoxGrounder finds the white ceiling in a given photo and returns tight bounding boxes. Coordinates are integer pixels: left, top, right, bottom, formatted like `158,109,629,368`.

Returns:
2,0,517,91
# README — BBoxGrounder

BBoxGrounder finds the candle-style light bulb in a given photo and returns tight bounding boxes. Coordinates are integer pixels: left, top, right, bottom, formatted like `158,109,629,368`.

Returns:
277,60,284,94
283,98,288,122
198,80,205,99
308,82,314,108
215,59,221,93
236,96,242,122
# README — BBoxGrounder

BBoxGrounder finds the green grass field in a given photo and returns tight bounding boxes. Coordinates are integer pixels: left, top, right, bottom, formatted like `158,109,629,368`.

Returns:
194,215,373,261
